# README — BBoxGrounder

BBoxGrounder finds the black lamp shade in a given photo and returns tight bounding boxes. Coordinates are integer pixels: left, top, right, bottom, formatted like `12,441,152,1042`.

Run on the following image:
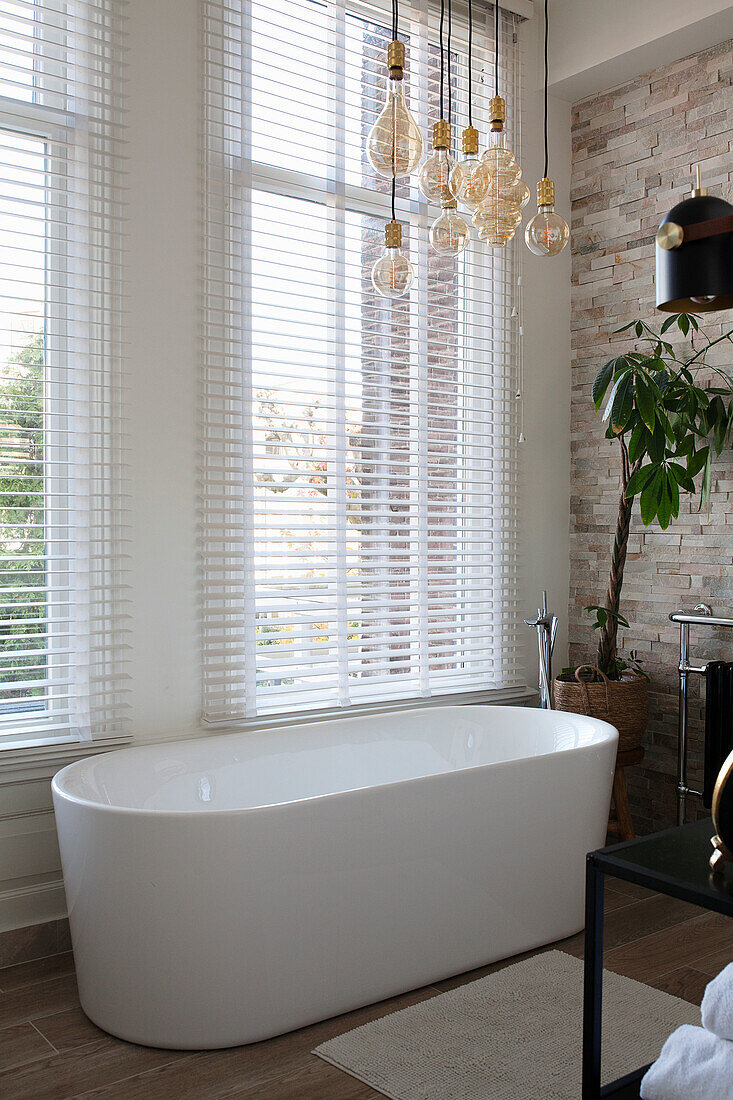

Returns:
656,193,733,312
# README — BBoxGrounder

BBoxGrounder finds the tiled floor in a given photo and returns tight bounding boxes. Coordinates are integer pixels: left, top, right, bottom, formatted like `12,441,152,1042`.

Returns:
0,880,731,1099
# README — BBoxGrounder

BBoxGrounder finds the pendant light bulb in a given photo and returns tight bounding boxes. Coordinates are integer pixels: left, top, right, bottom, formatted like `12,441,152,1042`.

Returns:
526,1,569,257
449,127,491,211
430,188,470,255
367,40,423,179
372,219,414,298
419,120,455,203
524,177,569,257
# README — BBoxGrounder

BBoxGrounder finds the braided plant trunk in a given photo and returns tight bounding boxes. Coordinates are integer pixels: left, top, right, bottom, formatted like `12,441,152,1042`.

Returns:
596,439,640,677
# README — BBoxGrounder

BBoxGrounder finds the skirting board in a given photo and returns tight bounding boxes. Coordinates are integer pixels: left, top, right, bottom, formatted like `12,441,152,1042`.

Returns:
0,877,67,935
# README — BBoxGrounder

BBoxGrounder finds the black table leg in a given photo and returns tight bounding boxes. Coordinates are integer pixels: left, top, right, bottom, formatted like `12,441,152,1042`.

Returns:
583,854,604,1099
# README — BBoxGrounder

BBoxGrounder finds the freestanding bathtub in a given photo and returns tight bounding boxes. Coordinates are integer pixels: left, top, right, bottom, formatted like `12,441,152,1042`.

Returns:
52,705,617,1049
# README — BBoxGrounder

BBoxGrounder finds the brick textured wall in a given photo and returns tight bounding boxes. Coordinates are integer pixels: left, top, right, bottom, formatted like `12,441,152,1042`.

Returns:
570,42,733,835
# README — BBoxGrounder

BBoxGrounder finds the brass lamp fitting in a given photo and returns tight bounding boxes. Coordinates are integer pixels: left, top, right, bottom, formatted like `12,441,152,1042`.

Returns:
387,39,405,79
441,187,457,209
385,219,402,248
433,119,451,149
537,177,555,207
691,163,707,198
462,125,479,155
489,95,505,132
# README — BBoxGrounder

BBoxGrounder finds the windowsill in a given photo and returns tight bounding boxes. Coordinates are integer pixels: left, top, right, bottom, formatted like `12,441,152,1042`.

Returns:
0,733,133,779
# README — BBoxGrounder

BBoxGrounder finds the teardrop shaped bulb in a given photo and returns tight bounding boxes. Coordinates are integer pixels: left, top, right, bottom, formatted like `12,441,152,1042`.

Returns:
367,77,423,178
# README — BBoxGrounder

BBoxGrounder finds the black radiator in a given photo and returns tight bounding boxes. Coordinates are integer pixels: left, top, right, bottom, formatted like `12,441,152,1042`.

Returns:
704,661,733,808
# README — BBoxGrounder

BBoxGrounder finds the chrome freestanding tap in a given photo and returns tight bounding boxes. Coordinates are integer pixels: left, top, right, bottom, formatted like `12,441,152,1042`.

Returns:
524,591,559,709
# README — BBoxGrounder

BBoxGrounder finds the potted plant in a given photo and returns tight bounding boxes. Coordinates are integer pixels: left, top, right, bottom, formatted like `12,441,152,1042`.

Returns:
555,312,733,750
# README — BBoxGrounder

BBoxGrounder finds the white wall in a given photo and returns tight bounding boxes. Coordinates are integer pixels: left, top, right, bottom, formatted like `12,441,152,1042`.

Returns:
517,10,573,676
0,0,574,932
550,0,733,100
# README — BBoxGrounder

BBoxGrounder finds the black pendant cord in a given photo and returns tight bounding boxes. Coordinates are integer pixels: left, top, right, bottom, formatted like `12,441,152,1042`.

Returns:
439,0,445,120
467,0,473,127
543,0,549,179
392,0,397,186
494,0,499,97
447,0,452,125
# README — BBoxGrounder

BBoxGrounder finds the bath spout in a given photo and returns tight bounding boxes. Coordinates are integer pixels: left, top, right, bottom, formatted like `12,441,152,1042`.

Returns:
524,591,558,710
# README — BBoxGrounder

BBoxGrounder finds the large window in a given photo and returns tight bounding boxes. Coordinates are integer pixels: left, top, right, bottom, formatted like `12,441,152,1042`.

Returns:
0,1,125,746
202,0,524,724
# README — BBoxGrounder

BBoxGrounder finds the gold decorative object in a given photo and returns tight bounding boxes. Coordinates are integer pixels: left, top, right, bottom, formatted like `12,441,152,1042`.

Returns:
710,748,733,873
656,222,684,251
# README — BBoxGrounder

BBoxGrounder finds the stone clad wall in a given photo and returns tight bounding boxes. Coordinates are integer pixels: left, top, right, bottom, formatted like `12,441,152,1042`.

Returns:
570,42,733,834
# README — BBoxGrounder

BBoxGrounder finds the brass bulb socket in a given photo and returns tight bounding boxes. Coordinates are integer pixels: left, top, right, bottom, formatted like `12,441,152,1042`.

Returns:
691,163,707,198
387,39,404,79
433,119,451,149
489,95,505,132
385,219,402,248
537,177,555,207
441,187,457,209
462,125,479,155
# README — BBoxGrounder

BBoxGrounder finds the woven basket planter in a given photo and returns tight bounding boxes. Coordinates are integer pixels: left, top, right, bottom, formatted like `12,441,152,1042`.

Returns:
553,665,648,753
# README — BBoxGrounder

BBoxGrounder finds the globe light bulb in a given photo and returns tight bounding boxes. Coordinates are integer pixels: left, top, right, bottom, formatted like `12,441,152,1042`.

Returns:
366,40,423,179
372,219,414,298
524,177,569,257
449,126,491,211
419,120,455,203
430,189,470,255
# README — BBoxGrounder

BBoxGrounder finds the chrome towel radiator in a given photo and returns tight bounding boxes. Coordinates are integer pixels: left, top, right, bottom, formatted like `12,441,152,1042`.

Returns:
671,604,733,825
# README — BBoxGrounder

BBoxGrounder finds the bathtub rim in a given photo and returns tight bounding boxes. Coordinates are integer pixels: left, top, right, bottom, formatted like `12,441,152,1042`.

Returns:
51,705,619,819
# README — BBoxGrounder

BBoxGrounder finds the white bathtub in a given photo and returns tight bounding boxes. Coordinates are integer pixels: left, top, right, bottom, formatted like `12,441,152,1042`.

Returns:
52,705,617,1049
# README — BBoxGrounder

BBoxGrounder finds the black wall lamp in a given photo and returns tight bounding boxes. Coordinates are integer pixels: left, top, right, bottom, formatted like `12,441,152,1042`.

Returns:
656,166,733,312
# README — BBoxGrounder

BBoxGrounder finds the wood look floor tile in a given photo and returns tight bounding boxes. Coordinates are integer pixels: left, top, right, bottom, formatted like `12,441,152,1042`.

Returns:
0,952,75,993
74,989,439,1100
0,924,58,969
0,1021,56,1072
231,1058,383,1098
0,1037,188,1100
689,944,733,979
32,1006,107,1053
0,973,80,1029
605,912,733,983
647,966,710,1006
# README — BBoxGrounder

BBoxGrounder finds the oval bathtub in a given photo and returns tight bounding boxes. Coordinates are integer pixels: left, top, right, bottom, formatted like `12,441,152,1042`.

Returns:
52,705,617,1049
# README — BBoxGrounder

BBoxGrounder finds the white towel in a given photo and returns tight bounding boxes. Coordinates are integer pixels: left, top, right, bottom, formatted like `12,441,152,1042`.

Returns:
640,1024,733,1099
702,960,733,1042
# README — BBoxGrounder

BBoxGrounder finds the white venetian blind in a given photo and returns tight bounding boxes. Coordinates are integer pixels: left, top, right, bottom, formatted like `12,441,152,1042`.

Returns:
0,1,126,746
202,0,524,724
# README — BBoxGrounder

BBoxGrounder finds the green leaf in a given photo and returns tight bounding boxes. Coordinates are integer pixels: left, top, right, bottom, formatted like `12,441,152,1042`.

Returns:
678,314,690,337
640,471,661,526
592,359,615,411
635,377,656,431
610,372,634,433
660,315,679,334
625,464,656,499
628,422,649,464
669,461,696,493
648,421,667,463
687,446,709,477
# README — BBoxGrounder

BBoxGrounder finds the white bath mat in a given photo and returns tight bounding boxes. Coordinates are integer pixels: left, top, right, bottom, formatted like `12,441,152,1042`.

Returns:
313,950,699,1100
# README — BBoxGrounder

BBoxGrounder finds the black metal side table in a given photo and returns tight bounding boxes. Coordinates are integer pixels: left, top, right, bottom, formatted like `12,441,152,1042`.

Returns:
582,817,733,1099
